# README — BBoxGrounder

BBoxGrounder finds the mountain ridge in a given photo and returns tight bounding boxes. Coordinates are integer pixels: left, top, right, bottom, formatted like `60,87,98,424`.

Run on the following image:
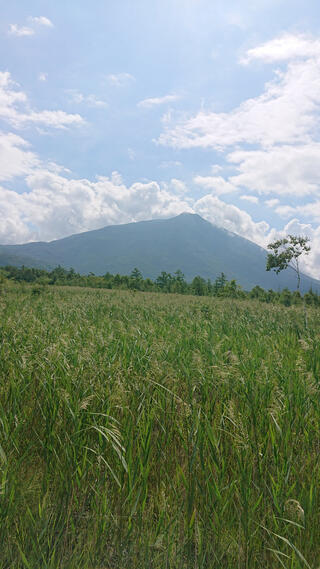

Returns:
0,213,319,292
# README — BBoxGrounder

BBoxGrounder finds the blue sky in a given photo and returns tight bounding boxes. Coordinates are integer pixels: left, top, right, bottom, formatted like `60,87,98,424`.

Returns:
1,0,320,277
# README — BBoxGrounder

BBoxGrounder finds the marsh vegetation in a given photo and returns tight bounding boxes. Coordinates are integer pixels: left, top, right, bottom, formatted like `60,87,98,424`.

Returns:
1,286,319,568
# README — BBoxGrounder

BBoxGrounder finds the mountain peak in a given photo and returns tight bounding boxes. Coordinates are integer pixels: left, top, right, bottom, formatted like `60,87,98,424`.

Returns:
175,212,207,223
176,212,201,218
1,214,319,293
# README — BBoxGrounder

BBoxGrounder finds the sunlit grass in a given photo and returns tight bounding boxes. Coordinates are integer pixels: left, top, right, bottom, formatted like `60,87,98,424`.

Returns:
0,285,319,568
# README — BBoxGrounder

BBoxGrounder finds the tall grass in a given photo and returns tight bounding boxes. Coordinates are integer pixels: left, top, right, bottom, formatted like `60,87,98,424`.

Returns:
0,285,319,568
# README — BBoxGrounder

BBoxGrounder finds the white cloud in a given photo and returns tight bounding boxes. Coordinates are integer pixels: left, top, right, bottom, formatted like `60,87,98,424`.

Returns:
265,198,279,208
0,170,192,244
211,164,223,174
267,219,320,280
0,186,37,244
240,195,259,204
0,71,27,111
158,34,320,152
0,71,84,129
2,31,320,277
26,109,84,128
38,73,48,82
8,16,53,37
106,73,135,87
279,201,320,224
128,148,136,161
68,90,107,108
159,160,182,169
242,33,320,64
194,175,237,195
169,178,188,195
281,219,314,238
157,32,320,219
1,152,320,278
29,16,53,28
138,94,180,108
159,56,320,149
194,195,269,246
8,24,34,37
274,205,296,218
298,202,320,221
0,165,269,251
0,132,39,181
228,144,320,196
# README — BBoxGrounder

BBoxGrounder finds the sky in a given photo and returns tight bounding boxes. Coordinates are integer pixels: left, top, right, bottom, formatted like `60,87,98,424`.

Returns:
1,0,320,278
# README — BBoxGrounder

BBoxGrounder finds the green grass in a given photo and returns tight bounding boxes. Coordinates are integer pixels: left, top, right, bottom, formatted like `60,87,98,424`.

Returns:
0,285,320,568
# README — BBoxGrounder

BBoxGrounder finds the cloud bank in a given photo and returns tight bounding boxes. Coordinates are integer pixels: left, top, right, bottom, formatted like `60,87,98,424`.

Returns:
2,34,320,280
0,71,84,129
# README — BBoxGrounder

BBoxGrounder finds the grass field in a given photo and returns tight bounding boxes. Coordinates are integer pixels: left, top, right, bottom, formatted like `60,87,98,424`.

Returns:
1,285,320,568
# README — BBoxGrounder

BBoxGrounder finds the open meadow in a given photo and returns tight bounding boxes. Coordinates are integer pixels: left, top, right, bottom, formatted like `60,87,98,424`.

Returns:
0,285,320,568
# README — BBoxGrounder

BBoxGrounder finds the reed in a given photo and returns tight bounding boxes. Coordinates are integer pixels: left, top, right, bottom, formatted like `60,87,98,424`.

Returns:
0,286,319,568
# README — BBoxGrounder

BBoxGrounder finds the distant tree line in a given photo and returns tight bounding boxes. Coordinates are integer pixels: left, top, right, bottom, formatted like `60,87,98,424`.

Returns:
1,264,320,307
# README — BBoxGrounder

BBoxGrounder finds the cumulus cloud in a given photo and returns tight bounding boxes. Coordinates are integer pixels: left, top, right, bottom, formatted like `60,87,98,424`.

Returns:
0,134,271,254
242,33,320,64
274,205,296,218
194,195,269,246
0,170,192,244
0,71,84,129
67,90,108,108
29,16,53,28
138,94,180,108
0,186,37,244
277,201,320,224
2,31,320,278
1,151,320,277
8,16,53,37
38,73,48,82
26,110,84,128
0,128,265,249
157,31,320,243
265,198,279,208
194,175,237,195
298,202,320,222
240,195,259,204
8,24,34,37
0,132,39,181
158,53,320,149
152,31,320,278
228,144,320,196
0,71,27,114
106,73,135,87
168,178,189,195
157,31,320,215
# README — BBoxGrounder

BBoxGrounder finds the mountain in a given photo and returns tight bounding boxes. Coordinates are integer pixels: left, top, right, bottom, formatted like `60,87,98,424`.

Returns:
0,213,319,292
